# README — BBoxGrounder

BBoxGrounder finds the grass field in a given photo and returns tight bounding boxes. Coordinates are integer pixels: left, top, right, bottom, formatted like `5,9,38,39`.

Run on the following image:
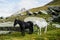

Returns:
0,24,60,40
0,29,60,40
0,10,60,40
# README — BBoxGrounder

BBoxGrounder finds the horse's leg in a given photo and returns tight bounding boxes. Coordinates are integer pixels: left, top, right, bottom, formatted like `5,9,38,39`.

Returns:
21,29,25,36
20,26,25,36
38,27,41,35
37,26,41,35
29,26,33,34
44,26,47,34
40,27,41,35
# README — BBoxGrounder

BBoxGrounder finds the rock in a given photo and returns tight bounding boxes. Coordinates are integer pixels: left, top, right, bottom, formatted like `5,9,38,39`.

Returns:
0,31,11,34
52,24,60,28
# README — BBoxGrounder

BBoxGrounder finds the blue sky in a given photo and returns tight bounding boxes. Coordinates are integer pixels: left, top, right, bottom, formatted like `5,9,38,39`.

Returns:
0,0,53,17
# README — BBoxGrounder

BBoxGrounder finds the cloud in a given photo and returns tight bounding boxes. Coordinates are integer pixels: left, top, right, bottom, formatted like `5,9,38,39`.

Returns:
18,0,53,9
0,0,53,17
0,0,19,17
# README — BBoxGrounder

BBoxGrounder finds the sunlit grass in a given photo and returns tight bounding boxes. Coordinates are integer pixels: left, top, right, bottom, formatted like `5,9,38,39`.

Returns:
0,25,60,40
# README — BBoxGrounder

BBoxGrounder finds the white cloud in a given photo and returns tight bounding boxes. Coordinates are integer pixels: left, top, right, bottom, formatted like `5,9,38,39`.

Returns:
0,0,19,17
18,0,53,9
0,0,53,17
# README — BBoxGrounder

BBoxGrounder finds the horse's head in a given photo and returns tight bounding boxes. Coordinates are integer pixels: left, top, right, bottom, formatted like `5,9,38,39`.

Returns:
13,18,23,27
14,19,18,27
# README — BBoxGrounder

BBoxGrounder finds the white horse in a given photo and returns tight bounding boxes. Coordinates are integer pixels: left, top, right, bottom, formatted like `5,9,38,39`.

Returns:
24,17,48,35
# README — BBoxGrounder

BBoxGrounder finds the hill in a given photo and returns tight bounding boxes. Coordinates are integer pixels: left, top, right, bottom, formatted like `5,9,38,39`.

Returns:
0,0,60,22
29,0,60,12
47,0,60,5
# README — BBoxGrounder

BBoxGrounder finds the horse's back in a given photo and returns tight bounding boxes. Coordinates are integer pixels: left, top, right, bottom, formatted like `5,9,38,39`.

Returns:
27,21,33,25
35,20,48,28
25,21,33,29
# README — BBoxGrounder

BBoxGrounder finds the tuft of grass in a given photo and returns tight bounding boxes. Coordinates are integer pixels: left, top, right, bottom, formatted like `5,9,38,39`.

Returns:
0,25,60,40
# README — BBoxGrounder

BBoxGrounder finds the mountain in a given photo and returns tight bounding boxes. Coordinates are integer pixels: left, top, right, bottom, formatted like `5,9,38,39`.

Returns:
47,0,60,5
0,0,60,22
29,0,60,12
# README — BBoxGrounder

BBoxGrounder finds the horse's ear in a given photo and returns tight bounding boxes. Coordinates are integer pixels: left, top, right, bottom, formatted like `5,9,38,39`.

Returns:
14,18,17,27
14,18,18,23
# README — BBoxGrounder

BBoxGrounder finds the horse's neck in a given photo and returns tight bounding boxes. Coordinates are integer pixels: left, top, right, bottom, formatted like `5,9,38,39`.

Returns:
18,20,23,25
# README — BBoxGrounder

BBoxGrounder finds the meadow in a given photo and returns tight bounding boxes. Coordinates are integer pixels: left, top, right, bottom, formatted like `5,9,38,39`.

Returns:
0,21,60,40
0,11,60,40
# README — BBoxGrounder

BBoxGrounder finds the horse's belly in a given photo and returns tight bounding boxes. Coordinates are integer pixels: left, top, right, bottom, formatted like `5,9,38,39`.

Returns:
37,22,48,28
25,25,29,29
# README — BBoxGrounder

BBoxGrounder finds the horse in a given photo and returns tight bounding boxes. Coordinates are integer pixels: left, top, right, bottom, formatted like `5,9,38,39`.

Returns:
13,19,33,36
24,17,48,35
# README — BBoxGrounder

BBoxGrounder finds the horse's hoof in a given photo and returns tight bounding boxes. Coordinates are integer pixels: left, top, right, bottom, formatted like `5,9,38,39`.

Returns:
29,32,33,34
21,33,25,36
22,34,25,36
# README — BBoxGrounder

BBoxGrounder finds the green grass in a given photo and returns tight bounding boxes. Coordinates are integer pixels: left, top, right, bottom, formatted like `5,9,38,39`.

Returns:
0,24,60,40
0,29,60,40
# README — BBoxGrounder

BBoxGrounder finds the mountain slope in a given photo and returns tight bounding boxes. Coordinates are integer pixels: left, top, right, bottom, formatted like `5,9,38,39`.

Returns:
29,0,60,12
0,0,60,22
47,0,60,5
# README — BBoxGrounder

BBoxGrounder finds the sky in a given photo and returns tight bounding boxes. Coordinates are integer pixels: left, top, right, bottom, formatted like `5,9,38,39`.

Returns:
0,0,53,17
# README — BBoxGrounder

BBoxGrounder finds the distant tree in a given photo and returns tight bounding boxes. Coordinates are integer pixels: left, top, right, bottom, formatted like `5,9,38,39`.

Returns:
6,17,9,19
0,17,3,19
38,11,42,14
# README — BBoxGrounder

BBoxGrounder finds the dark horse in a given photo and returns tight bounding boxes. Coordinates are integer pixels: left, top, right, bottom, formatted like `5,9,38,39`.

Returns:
13,19,33,36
